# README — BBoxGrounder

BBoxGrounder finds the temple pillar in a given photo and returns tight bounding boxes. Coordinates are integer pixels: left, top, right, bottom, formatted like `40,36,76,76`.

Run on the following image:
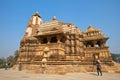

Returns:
66,39,70,45
103,42,106,47
38,38,41,44
101,40,106,47
71,47,75,54
71,37,75,54
65,39,70,54
57,35,60,43
93,41,97,47
47,37,50,44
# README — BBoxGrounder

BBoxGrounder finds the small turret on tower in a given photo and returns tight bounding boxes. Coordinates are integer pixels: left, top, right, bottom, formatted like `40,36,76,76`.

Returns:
32,12,42,25
28,12,42,26
25,12,42,37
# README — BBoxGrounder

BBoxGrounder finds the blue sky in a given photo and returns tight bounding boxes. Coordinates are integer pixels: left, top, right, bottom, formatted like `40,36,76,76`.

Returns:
0,0,120,57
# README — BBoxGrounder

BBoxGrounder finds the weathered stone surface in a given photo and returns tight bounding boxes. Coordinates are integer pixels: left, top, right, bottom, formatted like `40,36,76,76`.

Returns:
15,12,114,73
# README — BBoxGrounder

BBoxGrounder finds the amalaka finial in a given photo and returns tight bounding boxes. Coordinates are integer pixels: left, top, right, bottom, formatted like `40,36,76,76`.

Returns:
52,16,57,20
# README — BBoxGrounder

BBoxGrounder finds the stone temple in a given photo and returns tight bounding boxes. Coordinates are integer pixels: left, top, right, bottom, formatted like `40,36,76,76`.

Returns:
14,12,114,73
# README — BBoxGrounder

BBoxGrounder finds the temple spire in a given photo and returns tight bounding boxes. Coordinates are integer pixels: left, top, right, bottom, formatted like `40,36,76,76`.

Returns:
30,12,42,25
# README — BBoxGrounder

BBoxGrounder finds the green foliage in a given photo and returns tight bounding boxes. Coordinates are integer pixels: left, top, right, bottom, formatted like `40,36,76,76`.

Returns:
0,58,6,68
0,50,19,68
111,53,120,63
6,50,19,67
7,56,14,67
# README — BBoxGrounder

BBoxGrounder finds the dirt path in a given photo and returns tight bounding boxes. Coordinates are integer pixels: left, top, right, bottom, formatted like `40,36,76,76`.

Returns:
0,69,120,80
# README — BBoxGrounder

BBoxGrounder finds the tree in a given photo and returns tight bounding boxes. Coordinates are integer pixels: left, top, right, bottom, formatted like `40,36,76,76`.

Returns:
14,50,19,62
0,57,6,68
6,50,19,67
7,55,14,67
111,53,120,63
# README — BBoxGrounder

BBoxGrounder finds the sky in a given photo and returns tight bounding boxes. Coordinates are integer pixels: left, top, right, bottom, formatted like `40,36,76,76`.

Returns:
0,0,120,58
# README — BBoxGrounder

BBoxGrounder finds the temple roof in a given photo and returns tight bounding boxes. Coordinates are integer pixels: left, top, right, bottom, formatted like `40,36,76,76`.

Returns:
83,25,106,39
20,36,37,43
38,19,60,32
85,25,99,32
35,30,63,37
83,36,109,41
36,18,82,35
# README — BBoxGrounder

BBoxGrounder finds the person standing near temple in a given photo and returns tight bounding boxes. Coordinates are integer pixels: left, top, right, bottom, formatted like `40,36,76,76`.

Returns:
96,60,102,76
5,63,8,70
18,63,22,71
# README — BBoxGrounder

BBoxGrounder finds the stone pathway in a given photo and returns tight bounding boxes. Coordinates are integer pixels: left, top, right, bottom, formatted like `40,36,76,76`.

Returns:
0,69,120,80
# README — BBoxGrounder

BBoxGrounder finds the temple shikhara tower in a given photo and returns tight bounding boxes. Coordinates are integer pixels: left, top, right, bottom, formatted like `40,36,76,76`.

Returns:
15,12,114,73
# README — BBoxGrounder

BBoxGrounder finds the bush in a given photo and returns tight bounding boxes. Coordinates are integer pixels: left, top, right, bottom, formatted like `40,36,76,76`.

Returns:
0,58,6,68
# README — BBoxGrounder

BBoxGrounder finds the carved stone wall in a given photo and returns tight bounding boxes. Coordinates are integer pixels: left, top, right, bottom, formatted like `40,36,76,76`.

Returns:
17,13,113,68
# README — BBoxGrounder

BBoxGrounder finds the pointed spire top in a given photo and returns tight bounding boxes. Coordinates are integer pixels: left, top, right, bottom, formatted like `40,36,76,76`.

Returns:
32,11,42,18
88,24,93,29
52,16,57,20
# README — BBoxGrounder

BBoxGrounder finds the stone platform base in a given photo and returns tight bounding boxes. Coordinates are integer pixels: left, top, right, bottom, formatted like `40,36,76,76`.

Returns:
12,63,119,74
